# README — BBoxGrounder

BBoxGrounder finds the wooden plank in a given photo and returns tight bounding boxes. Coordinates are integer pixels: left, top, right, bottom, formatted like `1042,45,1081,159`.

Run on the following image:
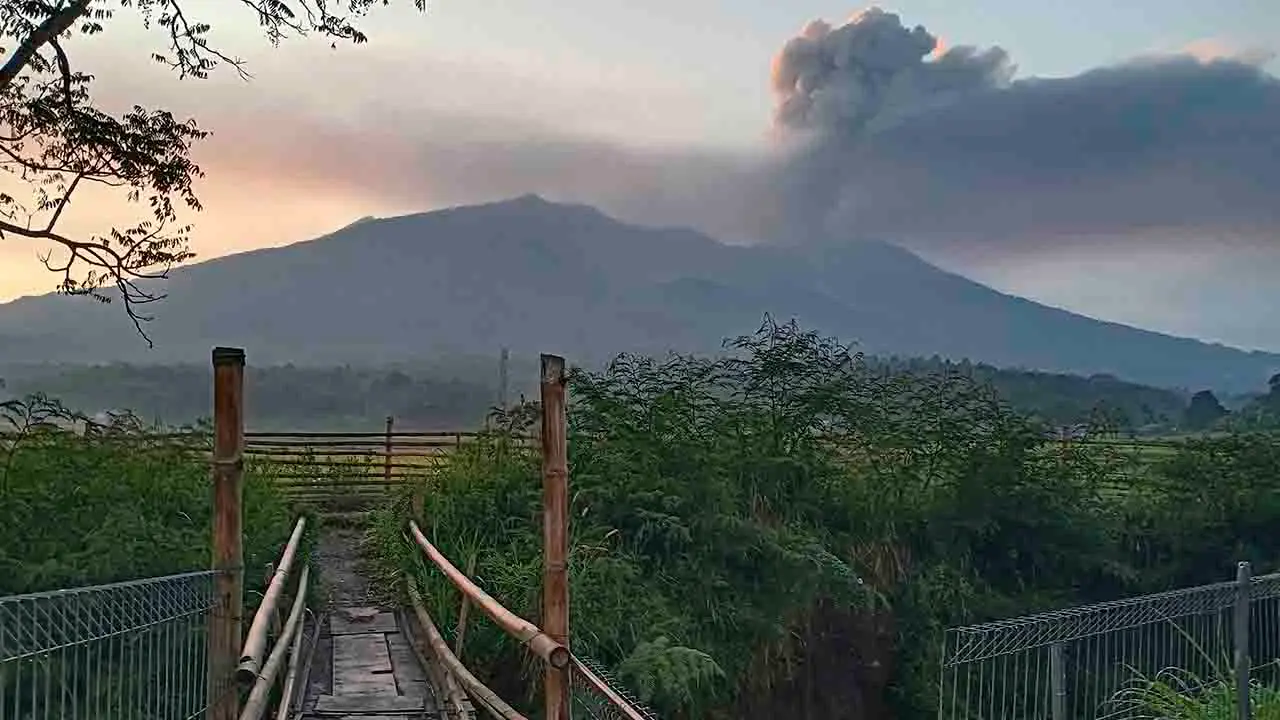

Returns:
312,694,427,714
387,634,429,685
333,633,397,696
333,633,393,674
331,608,400,636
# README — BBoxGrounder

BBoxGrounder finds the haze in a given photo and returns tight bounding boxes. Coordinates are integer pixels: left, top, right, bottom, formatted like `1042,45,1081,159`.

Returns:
1,0,1278,350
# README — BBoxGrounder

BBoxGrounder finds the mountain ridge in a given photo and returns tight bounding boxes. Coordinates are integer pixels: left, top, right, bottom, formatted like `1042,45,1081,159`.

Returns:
0,195,1275,393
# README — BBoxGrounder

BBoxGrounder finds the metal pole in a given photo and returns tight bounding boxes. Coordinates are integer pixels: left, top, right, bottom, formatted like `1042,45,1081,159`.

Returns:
209,347,245,720
540,353,571,720
384,415,394,484
1236,561,1252,720
1050,642,1067,720
499,347,510,412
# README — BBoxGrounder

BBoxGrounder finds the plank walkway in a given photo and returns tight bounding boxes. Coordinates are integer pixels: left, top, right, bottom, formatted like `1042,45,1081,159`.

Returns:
303,605,438,719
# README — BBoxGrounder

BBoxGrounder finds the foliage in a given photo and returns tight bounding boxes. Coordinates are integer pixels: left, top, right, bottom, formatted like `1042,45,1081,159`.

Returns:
877,355,1186,432
617,637,726,712
0,393,292,595
1233,375,1280,430
1184,389,1230,430
367,320,1116,717
0,0,424,338
1111,667,1280,720
355,317,1280,719
1118,432,1280,589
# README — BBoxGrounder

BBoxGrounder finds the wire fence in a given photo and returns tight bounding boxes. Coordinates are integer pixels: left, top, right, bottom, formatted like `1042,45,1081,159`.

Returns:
570,653,661,720
939,562,1280,720
0,570,230,720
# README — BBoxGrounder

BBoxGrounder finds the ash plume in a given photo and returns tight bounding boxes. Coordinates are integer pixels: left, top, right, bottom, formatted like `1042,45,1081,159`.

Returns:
760,8,1280,250
771,9,1013,138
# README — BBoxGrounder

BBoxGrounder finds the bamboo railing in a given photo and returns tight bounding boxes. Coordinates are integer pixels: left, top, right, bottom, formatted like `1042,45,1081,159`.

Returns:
406,519,656,720
234,515,312,720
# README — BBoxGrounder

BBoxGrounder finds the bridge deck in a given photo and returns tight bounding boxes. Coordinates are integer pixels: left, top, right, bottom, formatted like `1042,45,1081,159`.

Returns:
302,605,439,719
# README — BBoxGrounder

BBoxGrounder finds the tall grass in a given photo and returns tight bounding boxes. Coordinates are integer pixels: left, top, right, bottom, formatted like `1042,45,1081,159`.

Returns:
0,393,294,595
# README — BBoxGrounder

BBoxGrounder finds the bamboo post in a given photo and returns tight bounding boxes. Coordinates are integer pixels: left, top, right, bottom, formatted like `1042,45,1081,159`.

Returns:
540,353,571,720
210,346,246,720
384,415,394,484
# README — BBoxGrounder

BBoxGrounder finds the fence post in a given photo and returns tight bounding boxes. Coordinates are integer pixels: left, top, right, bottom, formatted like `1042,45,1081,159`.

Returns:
210,346,246,720
384,415,394,484
1050,642,1067,720
1236,561,1252,720
540,353,571,720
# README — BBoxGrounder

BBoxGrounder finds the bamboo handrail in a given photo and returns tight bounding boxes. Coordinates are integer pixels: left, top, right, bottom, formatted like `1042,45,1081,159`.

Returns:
408,520,569,669
239,564,311,720
274,607,308,720
239,517,307,681
570,655,651,720
406,580,526,720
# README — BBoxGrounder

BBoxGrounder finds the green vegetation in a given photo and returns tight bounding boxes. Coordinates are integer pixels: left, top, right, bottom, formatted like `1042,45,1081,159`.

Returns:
1230,374,1280,430
0,394,294,595
366,320,1280,719
878,355,1187,432
1112,668,1280,719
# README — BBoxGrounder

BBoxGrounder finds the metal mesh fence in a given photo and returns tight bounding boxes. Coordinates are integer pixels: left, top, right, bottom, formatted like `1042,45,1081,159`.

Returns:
939,563,1280,720
0,570,229,720
570,653,661,720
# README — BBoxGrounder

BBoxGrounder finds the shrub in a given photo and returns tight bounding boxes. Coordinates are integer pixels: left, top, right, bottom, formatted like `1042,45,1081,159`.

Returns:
0,394,293,595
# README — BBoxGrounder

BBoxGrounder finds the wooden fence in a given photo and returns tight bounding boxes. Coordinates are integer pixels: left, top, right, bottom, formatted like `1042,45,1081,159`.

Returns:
244,424,535,503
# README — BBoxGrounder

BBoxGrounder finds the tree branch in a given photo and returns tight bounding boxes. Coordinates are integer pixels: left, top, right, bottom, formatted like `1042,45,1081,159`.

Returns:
0,0,91,93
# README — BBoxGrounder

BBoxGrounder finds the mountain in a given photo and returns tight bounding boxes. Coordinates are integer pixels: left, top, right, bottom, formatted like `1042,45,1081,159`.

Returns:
0,195,1276,392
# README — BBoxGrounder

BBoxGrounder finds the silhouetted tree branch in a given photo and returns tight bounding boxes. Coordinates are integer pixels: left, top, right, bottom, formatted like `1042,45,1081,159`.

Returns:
0,0,427,345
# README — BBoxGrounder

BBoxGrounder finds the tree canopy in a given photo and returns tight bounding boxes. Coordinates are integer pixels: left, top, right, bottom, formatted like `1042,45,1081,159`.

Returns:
0,0,425,340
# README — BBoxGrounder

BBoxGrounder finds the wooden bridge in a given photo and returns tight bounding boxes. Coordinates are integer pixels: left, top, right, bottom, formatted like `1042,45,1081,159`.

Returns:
0,347,655,720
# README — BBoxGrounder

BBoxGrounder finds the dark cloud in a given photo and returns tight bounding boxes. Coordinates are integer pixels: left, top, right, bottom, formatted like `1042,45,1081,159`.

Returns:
763,10,1280,251
784,55,1280,250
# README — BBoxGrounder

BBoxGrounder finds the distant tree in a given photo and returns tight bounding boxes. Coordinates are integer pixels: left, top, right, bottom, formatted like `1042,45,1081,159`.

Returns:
1184,390,1229,430
0,0,426,340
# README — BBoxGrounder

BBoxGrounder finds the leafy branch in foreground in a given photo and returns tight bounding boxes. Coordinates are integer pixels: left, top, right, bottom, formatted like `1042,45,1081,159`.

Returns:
0,0,426,342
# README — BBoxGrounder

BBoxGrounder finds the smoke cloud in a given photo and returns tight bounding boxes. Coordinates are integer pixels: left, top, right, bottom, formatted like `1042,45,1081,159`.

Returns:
758,9,1280,252
771,8,1013,137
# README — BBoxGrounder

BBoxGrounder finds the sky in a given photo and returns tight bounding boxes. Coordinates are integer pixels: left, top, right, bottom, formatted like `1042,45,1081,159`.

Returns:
1,0,1279,350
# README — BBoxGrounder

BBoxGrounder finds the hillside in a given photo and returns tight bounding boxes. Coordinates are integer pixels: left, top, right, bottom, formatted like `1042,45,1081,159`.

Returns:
0,195,1276,392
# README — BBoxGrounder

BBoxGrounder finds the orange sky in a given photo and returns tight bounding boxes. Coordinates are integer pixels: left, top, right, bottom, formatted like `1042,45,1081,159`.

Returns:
0,1,735,302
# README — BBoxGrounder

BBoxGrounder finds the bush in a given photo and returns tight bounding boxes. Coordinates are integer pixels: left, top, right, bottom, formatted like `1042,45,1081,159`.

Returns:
0,394,293,595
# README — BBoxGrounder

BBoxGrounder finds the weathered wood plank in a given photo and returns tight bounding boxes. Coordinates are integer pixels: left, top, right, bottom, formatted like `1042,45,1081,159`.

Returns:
387,634,429,685
333,633,397,696
312,693,427,713
331,608,400,636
